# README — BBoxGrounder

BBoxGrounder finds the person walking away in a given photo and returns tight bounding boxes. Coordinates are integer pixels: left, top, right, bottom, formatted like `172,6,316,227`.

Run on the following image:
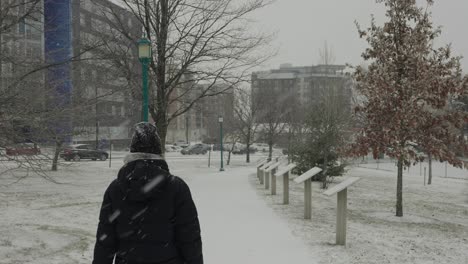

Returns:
92,122,203,264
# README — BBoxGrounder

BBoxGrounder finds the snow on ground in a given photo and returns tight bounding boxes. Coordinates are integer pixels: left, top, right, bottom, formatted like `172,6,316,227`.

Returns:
251,161,468,264
0,152,316,264
356,157,468,180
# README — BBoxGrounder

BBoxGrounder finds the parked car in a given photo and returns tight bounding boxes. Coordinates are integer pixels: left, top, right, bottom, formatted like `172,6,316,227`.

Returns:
252,143,269,152
6,143,41,156
174,141,190,148
165,144,183,152
60,144,108,161
233,146,257,155
181,143,210,155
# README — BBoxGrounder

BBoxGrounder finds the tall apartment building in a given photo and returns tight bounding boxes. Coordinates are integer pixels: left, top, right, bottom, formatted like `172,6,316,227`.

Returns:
1,0,142,147
0,1,44,98
71,0,142,146
251,63,353,121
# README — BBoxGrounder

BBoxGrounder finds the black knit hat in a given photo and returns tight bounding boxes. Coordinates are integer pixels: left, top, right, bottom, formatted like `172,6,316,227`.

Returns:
130,122,162,155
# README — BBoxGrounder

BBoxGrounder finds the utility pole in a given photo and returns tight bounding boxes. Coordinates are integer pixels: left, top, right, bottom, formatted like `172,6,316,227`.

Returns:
95,84,99,149
137,38,151,122
219,115,224,172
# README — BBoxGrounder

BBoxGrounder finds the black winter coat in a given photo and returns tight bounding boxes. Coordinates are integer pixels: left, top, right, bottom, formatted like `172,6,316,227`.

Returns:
92,153,203,264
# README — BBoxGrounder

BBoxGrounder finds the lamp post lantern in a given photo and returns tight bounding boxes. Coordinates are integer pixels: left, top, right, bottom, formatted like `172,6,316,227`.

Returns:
138,38,151,122
219,115,225,172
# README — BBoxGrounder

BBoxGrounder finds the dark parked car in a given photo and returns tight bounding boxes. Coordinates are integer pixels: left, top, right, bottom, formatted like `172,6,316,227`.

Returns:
60,144,108,161
181,144,210,155
6,143,41,156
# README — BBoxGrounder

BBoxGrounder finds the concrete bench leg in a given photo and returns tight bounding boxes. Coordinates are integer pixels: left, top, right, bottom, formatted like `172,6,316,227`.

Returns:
283,172,289,204
304,179,311,219
336,188,347,245
265,170,270,190
271,169,277,195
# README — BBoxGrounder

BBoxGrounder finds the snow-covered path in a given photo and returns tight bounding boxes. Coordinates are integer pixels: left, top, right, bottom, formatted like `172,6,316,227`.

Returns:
0,154,318,264
185,167,318,264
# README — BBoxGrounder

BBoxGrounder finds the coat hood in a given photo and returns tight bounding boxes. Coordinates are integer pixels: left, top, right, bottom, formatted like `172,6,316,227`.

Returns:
117,153,171,201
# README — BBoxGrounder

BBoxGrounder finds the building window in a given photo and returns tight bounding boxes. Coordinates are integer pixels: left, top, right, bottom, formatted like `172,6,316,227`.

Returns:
91,69,97,81
120,106,125,117
80,15,86,26
81,68,87,81
91,18,99,31
128,18,133,29
112,105,116,115
1,63,13,77
81,0,89,10
26,46,33,57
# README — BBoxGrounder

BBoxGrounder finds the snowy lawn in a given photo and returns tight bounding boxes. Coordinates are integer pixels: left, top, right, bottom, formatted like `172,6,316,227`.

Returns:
0,153,317,264
251,162,468,264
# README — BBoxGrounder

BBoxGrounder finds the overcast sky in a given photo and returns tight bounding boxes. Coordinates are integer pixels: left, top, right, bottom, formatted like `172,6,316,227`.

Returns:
252,0,468,70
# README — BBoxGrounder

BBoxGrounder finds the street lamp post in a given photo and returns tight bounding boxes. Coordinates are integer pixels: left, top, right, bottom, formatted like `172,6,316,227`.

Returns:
138,38,151,122
219,115,225,171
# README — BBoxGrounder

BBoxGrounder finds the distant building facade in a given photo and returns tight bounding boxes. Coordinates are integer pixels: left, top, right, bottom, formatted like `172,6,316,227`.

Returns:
251,63,354,121
71,0,142,146
1,0,142,147
166,84,234,144
0,1,44,101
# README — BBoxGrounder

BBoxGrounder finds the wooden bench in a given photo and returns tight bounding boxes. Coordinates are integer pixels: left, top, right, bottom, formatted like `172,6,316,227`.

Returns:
323,177,361,245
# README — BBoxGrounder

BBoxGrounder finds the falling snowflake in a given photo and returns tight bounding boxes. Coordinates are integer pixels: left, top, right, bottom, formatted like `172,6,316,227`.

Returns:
142,175,164,193
109,210,121,223
131,207,148,220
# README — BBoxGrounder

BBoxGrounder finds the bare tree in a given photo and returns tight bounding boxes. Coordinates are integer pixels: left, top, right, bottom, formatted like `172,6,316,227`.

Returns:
232,88,259,163
318,40,336,66
0,0,128,175
254,85,292,161
95,0,273,150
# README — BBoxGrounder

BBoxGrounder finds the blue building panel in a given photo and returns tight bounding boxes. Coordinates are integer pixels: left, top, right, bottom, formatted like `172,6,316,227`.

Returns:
44,0,73,142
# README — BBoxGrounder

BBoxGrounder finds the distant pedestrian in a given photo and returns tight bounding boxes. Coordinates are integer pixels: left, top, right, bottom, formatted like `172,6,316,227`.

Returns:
93,122,203,264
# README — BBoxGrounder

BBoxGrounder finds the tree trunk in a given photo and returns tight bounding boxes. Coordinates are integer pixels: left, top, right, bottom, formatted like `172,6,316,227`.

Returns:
246,130,251,163
51,139,62,171
268,136,273,161
227,151,231,165
428,153,432,185
153,107,168,155
287,127,292,164
185,112,189,144
396,158,404,217
322,154,328,189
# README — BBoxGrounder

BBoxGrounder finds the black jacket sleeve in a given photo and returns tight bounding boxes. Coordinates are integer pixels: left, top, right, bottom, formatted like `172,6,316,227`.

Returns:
174,178,203,264
92,184,119,264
